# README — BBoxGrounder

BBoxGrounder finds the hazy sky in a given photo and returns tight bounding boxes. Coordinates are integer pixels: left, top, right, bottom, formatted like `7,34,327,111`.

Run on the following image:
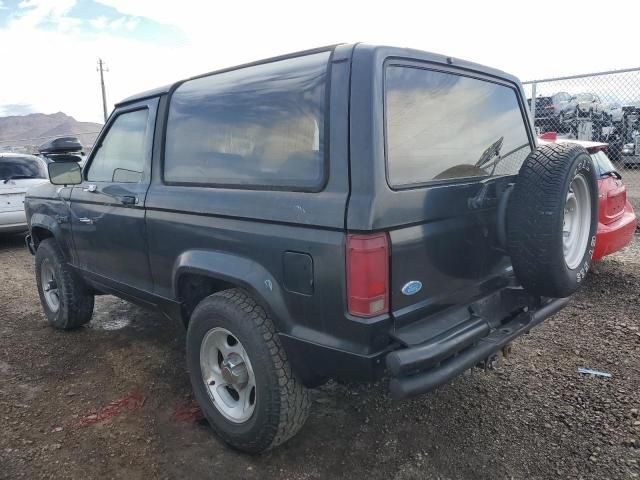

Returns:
1,0,638,124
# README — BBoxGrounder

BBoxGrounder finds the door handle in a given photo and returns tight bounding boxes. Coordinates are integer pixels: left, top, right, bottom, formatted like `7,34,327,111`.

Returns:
118,195,138,206
83,184,97,192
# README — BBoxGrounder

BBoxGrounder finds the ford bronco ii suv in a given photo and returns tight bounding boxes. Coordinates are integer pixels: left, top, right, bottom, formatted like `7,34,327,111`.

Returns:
25,44,598,453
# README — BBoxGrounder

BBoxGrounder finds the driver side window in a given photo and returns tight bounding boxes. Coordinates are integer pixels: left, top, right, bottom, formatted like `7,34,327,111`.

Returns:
87,109,149,183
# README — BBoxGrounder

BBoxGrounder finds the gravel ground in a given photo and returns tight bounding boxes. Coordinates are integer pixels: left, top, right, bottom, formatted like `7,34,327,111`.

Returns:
0,232,639,480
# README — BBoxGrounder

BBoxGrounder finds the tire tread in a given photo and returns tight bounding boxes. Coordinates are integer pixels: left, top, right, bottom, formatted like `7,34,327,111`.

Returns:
35,239,94,329
192,289,310,452
507,143,597,297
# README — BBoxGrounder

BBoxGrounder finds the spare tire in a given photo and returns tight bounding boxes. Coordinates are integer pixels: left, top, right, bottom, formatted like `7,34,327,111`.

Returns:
507,143,598,298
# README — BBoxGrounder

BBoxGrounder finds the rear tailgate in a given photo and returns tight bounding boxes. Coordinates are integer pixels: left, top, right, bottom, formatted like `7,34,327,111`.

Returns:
388,184,515,328
0,178,48,212
599,177,626,224
361,59,534,329
0,188,26,212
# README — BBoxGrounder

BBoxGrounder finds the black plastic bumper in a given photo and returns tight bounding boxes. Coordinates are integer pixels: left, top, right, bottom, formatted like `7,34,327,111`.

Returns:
387,297,569,399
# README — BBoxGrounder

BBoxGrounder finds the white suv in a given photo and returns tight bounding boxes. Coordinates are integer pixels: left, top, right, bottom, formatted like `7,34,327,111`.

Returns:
0,153,48,234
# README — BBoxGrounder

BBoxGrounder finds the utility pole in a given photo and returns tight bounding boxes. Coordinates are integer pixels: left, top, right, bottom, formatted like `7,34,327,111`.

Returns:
97,58,109,123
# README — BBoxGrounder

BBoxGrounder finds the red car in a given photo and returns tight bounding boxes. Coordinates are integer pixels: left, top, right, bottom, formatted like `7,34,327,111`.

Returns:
539,133,637,261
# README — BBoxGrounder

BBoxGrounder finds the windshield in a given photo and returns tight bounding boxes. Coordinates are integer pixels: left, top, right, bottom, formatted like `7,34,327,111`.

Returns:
385,65,532,186
0,156,47,181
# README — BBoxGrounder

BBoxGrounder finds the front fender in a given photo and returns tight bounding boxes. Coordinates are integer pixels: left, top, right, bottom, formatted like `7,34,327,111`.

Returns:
29,213,73,262
172,249,294,334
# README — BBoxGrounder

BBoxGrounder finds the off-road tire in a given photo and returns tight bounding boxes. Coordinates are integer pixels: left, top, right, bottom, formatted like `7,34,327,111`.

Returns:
186,289,310,453
35,239,94,329
507,143,598,298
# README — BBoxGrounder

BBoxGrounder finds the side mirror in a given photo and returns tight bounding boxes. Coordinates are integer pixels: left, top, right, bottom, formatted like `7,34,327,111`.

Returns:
48,161,82,185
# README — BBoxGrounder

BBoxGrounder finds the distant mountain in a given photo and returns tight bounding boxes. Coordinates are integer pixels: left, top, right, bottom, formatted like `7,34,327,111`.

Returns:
0,112,103,153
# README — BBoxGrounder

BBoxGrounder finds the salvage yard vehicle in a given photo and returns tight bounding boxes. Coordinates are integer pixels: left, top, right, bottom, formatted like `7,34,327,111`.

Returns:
528,92,573,128
567,92,605,119
539,134,636,260
0,153,48,234
621,136,640,168
25,44,599,453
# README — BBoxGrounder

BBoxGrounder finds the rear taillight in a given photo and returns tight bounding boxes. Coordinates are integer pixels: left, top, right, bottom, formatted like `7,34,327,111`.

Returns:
346,233,389,317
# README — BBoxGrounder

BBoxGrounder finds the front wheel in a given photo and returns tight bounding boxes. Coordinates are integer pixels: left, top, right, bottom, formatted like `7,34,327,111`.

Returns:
35,239,94,329
186,289,310,453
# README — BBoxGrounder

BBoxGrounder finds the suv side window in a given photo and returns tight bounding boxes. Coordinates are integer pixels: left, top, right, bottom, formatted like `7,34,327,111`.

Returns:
164,52,330,190
87,109,149,183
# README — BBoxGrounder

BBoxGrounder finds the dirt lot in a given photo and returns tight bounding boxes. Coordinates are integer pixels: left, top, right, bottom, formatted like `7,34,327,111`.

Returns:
1,233,639,480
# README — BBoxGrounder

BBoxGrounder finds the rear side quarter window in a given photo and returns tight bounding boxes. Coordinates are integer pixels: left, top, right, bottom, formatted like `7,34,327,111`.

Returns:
384,65,532,188
164,52,330,190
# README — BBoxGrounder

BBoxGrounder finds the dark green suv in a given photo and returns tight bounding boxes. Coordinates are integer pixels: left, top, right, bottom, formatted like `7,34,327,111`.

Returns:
25,44,598,453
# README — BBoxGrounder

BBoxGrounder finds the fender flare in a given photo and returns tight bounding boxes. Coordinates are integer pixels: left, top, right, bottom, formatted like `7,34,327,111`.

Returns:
172,249,293,334
29,213,72,262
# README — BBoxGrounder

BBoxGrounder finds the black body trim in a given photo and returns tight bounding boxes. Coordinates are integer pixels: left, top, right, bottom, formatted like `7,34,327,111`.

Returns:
387,297,570,399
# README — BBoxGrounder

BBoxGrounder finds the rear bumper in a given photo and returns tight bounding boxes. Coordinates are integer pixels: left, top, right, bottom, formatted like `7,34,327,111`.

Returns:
593,209,637,261
279,333,388,387
281,287,569,395
386,297,569,399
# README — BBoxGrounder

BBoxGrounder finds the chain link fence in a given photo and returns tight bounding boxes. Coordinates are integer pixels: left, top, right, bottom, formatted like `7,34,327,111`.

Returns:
522,68,640,202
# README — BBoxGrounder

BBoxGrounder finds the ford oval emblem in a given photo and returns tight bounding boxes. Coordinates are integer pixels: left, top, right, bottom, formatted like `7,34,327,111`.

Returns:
401,280,422,296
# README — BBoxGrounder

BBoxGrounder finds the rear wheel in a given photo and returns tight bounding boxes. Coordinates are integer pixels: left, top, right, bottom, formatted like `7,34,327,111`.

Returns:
186,289,310,453
35,239,94,329
507,144,598,298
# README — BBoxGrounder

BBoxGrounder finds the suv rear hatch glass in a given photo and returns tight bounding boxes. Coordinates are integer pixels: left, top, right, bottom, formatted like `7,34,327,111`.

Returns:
384,65,532,326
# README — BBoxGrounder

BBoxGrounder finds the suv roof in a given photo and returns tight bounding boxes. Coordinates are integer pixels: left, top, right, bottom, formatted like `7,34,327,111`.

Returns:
116,43,519,107
116,45,340,107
